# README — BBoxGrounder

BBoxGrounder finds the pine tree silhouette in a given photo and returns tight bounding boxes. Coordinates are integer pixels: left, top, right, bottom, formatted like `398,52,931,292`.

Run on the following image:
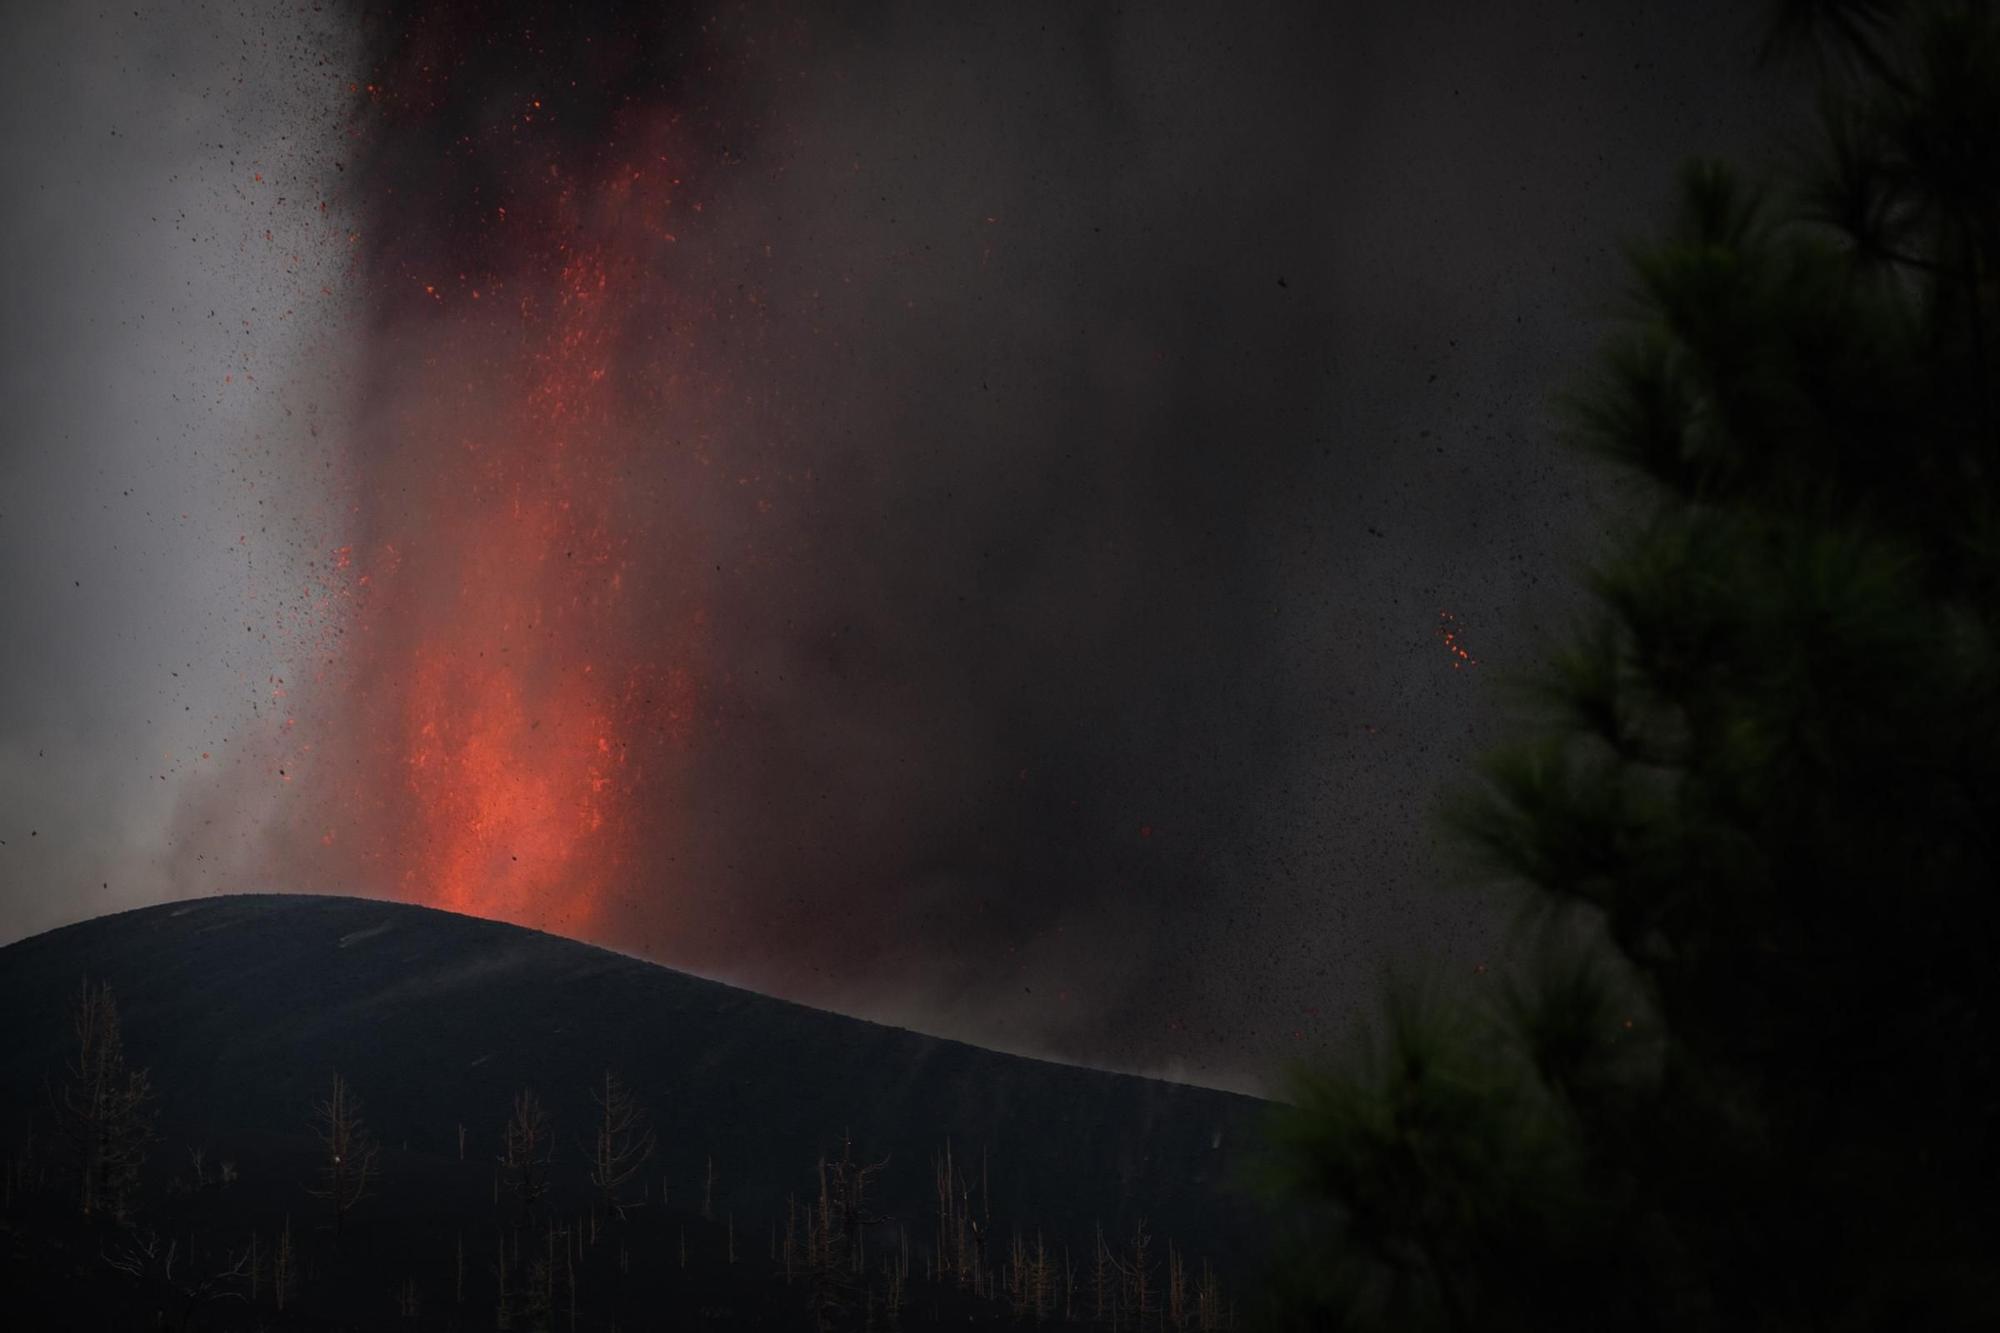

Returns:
1266,3,2000,1327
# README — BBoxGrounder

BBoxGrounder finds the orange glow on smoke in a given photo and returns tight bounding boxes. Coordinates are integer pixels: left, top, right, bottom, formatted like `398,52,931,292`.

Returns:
401,638,622,928
394,253,625,932
329,144,704,938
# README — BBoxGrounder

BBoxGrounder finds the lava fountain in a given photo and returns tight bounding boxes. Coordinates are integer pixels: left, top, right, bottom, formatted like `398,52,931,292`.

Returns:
311,32,723,937
378,246,696,932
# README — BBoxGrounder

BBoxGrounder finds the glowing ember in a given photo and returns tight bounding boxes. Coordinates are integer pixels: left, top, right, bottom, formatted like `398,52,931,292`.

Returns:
1436,608,1479,669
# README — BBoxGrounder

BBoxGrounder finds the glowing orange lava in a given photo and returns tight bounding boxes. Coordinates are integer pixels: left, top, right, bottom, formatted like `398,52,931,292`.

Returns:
1437,608,1479,670
328,151,704,937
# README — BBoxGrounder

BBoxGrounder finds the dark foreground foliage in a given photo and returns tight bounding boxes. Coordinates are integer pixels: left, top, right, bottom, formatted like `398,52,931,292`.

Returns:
1265,2,2000,1329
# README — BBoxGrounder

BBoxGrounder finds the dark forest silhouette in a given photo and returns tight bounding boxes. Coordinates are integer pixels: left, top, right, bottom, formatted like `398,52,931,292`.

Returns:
0,900,1257,1331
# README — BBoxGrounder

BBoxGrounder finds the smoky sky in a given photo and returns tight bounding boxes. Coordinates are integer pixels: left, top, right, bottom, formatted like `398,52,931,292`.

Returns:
1,1,1801,1094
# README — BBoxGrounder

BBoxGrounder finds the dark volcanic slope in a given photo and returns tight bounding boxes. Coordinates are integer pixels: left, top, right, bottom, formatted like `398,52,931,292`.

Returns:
0,895,1268,1275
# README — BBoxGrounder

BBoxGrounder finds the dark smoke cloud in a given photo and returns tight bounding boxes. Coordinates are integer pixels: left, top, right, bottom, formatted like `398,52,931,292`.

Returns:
2,0,1799,1093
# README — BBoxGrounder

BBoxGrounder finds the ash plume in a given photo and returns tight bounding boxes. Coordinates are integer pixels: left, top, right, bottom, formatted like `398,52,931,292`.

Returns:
2,0,1799,1093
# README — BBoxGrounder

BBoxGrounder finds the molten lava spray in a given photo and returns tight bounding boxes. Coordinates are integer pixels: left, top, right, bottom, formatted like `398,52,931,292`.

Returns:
305,9,730,938
349,227,701,935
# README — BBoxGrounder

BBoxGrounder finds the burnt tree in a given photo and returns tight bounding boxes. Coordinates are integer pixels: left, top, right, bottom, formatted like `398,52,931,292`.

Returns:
306,1072,378,1237
50,978,155,1221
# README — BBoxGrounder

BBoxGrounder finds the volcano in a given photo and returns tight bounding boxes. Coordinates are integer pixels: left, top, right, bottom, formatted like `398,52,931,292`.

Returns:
0,894,1270,1328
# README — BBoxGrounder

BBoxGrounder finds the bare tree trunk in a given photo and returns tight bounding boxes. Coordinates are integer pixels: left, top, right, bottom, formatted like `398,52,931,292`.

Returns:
307,1072,379,1237
51,979,155,1220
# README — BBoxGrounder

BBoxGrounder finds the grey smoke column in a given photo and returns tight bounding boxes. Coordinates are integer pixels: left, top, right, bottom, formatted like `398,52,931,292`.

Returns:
0,3,359,938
